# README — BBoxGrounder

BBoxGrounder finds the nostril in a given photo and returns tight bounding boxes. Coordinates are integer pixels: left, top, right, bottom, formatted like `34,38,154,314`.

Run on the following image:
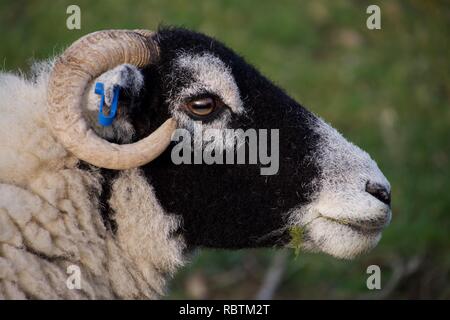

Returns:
365,181,391,206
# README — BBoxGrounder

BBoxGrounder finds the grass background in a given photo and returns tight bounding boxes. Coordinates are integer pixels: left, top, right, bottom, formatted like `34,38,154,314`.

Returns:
1,0,448,299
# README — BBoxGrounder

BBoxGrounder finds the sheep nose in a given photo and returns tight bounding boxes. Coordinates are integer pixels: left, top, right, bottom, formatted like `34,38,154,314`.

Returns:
365,181,391,206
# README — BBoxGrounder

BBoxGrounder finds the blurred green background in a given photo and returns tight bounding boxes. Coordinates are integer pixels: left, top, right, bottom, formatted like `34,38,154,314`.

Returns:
1,0,449,299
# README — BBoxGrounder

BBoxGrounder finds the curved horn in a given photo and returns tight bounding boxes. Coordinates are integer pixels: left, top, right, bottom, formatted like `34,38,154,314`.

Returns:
47,30,176,169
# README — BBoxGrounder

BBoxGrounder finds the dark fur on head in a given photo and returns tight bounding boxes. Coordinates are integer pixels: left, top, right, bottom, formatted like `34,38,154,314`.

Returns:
121,27,321,249
93,27,390,259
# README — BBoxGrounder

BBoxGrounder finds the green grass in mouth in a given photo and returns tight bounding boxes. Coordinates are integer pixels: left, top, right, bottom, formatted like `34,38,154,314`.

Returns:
288,226,304,258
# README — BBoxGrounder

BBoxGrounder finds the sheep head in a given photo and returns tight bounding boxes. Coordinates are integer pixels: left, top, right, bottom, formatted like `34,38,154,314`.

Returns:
48,29,392,260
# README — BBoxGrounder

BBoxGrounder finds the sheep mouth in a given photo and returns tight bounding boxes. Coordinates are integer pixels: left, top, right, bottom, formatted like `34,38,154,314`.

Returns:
286,208,391,258
318,214,389,234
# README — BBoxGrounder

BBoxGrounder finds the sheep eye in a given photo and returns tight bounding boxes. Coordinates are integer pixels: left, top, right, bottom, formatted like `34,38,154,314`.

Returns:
185,97,217,117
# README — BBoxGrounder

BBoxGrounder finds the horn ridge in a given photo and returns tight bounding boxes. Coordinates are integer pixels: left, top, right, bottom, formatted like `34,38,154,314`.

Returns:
47,29,175,169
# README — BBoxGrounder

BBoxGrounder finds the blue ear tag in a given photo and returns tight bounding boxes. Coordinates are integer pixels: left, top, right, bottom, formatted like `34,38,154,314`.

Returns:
94,82,120,126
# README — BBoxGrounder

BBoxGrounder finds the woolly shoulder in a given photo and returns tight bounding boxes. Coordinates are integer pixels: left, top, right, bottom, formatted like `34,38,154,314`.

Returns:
0,69,74,186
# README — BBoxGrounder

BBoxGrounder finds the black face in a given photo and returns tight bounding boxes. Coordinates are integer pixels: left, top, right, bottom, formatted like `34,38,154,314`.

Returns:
129,28,322,249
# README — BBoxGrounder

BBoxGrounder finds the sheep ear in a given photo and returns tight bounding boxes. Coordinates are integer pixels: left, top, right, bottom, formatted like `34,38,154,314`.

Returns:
47,30,176,169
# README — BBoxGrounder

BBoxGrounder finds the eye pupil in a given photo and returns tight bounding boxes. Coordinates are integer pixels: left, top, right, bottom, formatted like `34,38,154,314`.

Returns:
187,97,216,116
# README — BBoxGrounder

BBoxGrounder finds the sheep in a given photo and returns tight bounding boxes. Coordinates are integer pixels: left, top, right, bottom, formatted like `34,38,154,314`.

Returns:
0,28,392,299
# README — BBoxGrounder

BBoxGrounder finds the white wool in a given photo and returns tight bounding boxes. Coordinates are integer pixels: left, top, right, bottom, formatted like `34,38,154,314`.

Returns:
0,63,184,299
110,169,185,295
0,63,72,188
